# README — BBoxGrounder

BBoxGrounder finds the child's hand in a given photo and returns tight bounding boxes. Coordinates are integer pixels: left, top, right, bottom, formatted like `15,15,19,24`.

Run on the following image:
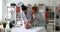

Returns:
24,22,31,29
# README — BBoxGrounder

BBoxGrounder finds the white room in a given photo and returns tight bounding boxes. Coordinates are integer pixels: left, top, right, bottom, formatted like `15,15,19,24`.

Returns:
0,0,60,32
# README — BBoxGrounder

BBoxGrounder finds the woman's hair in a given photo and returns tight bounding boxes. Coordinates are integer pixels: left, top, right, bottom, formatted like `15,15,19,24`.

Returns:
21,5,27,11
32,6,38,11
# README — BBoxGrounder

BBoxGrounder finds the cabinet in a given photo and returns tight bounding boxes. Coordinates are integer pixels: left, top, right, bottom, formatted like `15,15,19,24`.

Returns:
7,6,22,25
55,6,60,32
45,6,55,32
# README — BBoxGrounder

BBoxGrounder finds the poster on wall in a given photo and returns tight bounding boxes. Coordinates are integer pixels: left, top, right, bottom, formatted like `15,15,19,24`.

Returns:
18,2,24,7
56,6,60,13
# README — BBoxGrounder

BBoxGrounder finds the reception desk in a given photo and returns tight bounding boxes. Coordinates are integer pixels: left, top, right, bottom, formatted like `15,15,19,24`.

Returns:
0,26,46,32
11,26,46,32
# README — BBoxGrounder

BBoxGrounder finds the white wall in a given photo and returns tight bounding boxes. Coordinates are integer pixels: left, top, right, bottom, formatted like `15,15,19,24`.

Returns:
0,0,2,21
7,0,54,6
8,0,60,6
2,0,7,21
55,0,60,5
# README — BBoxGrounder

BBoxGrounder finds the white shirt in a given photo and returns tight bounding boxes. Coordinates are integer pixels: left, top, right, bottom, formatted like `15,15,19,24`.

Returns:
19,11,28,23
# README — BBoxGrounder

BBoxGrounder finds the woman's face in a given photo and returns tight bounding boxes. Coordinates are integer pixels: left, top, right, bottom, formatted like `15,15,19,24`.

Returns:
32,6,38,14
23,10,27,13
32,10,37,14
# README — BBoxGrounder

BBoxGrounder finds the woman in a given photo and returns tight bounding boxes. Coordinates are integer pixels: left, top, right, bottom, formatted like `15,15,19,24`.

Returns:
32,6,45,27
21,5,32,23
20,5,32,29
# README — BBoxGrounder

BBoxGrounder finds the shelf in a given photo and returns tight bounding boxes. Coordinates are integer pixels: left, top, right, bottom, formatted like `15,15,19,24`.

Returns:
48,20,54,21
48,23,54,25
46,23,55,26
45,6,54,12
56,25,60,26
